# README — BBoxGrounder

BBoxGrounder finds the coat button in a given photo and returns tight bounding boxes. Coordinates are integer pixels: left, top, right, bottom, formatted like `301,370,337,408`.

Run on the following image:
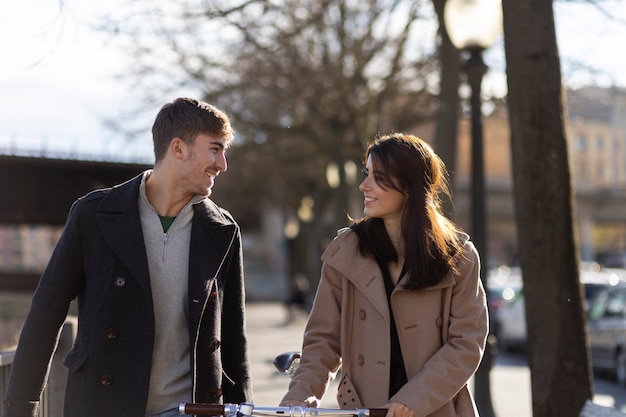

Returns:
357,355,364,366
358,310,366,320
212,340,221,349
209,291,217,301
436,317,443,327
114,277,126,287
106,328,118,339
100,375,113,385
3,400,11,408
213,387,222,397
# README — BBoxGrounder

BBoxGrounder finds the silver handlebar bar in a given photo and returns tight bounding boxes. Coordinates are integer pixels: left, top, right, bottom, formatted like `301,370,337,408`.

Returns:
178,402,387,417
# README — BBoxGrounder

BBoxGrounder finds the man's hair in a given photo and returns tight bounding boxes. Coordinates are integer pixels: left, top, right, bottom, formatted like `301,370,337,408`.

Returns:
151,98,235,162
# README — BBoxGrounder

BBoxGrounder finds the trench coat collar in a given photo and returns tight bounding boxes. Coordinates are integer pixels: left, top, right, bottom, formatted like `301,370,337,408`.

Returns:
322,228,389,317
321,227,458,317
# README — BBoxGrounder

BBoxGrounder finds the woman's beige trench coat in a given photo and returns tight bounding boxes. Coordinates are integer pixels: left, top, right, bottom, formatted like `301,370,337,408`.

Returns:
282,227,488,417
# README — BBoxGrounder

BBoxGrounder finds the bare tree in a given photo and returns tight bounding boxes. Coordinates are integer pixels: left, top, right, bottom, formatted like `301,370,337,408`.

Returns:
101,0,441,281
502,1,593,416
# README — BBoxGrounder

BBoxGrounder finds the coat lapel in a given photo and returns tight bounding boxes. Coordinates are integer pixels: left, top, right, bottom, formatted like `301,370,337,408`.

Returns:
321,229,390,320
322,228,458,319
95,175,152,296
188,200,237,305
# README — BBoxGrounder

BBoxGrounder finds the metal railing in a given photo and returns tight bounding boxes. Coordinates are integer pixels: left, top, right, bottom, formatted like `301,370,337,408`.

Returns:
0,141,154,165
0,351,15,408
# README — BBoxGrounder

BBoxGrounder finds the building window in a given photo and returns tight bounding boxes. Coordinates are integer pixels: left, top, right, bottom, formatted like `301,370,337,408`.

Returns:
575,135,587,151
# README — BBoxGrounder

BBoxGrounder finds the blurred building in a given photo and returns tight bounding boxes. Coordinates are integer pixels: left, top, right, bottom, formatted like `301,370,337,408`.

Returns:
449,86,626,267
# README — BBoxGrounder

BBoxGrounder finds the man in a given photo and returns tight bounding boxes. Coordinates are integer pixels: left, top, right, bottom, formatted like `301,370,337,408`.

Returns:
2,98,251,417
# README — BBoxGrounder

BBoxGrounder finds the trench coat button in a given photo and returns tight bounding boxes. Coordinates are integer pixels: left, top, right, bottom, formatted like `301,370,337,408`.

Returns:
358,310,366,320
212,340,221,349
357,355,364,366
209,291,218,301
114,277,126,287
436,317,443,327
106,328,118,339
100,375,113,385
3,400,11,408
213,387,222,397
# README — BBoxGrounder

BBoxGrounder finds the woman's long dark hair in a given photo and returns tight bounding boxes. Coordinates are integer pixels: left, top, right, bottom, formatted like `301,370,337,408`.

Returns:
351,133,465,290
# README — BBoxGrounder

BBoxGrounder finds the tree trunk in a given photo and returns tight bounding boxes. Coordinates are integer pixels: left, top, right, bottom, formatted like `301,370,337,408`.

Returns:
501,1,594,416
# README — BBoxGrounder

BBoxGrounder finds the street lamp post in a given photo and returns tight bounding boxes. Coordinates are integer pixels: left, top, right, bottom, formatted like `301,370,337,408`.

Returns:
465,48,488,279
444,1,502,417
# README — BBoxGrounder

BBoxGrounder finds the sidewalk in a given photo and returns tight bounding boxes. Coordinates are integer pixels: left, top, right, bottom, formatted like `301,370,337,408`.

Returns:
245,302,533,416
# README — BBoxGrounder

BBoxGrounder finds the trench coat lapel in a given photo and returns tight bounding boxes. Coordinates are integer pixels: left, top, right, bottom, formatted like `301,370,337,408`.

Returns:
95,175,152,296
321,230,390,320
349,260,390,320
323,228,458,320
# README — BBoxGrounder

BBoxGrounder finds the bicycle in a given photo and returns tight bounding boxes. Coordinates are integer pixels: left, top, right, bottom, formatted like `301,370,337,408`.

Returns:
179,352,387,417
177,402,387,417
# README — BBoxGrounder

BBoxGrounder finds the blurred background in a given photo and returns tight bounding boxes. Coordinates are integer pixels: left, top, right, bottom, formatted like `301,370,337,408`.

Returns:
1,0,626,414
2,1,626,303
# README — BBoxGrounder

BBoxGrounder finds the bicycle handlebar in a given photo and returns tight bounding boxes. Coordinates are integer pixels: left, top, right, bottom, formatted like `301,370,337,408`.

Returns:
178,403,388,417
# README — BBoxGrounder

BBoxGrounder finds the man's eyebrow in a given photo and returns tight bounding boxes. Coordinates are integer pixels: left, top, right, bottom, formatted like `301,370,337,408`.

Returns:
210,141,227,149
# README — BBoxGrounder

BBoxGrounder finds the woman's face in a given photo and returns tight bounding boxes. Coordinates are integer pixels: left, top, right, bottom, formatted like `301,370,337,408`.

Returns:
358,155,406,224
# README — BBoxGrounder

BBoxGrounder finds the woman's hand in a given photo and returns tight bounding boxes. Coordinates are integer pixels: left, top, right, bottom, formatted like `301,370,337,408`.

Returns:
384,401,415,417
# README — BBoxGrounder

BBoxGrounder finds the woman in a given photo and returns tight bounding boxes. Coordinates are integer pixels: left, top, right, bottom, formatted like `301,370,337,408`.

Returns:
280,133,488,417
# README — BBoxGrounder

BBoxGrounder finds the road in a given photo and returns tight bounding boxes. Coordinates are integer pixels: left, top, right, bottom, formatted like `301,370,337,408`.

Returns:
245,302,626,417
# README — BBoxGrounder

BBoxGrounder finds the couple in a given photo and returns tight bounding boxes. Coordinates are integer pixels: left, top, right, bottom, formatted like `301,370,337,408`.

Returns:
1,98,488,417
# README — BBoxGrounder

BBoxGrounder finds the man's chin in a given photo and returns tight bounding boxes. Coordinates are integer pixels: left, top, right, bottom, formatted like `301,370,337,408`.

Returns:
194,187,212,198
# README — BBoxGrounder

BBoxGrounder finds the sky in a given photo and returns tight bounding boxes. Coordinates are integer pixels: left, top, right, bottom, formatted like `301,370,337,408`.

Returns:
1,0,625,163
0,0,152,162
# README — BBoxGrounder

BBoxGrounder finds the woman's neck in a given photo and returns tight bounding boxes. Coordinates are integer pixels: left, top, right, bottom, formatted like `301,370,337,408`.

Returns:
384,219,404,255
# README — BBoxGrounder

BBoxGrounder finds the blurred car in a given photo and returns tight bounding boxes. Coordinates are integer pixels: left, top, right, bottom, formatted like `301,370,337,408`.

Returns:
581,267,624,309
587,284,626,385
487,266,523,343
495,290,526,350
494,268,624,351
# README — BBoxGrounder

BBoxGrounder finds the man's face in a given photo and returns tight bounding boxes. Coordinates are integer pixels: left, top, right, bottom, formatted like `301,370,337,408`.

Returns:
179,133,228,197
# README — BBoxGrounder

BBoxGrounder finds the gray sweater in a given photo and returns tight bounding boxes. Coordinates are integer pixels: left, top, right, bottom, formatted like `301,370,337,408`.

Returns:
138,171,205,415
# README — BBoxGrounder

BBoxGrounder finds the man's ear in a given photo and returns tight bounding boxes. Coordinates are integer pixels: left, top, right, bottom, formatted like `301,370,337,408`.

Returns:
171,137,186,159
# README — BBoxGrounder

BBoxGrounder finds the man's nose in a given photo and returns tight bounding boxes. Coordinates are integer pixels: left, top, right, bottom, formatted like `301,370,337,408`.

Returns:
217,152,228,172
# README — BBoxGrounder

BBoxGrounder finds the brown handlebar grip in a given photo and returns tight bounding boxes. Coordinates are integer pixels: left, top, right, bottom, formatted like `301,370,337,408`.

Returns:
179,403,225,416
368,408,388,417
